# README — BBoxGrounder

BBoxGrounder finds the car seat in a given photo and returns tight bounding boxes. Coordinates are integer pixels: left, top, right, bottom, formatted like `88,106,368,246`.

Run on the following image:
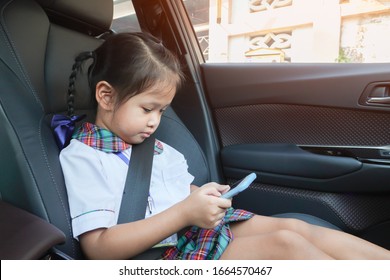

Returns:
0,0,339,260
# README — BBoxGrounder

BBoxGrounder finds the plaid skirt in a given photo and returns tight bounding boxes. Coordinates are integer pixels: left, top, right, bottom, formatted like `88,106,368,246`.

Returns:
161,208,254,260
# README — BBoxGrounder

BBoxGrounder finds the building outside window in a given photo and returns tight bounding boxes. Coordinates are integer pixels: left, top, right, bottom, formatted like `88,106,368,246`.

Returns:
113,0,390,63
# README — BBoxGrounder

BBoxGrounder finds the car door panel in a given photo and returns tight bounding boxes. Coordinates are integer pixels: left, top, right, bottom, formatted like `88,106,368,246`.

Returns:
131,0,390,249
221,143,390,193
203,63,390,110
222,143,363,180
201,63,390,249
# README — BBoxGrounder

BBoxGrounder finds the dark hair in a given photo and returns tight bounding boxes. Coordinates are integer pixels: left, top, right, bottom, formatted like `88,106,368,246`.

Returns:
67,32,183,116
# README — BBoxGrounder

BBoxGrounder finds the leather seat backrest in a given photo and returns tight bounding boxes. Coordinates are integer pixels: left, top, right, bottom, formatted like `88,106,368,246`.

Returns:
0,0,209,259
0,0,111,259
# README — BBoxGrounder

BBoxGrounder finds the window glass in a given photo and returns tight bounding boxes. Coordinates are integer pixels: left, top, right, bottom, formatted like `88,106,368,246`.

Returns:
112,0,141,33
183,0,390,63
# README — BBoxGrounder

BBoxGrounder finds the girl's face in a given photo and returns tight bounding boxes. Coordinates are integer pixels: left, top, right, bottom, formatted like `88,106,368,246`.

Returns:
95,80,176,144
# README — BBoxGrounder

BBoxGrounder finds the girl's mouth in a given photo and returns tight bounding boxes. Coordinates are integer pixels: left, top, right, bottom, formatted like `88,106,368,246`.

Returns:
140,132,151,138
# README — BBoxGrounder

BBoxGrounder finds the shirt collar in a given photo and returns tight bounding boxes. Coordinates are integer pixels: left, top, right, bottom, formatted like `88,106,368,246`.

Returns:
72,122,131,153
72,122,164,155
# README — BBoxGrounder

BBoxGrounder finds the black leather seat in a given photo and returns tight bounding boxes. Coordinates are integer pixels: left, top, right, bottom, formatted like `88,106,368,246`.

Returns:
0,0,339,259
0,0,111,259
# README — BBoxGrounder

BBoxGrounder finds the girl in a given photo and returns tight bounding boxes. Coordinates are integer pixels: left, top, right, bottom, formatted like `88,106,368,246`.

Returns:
58,32,390,260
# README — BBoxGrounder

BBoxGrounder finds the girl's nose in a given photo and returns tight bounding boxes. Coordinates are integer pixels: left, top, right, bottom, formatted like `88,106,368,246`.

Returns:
147,113,161,128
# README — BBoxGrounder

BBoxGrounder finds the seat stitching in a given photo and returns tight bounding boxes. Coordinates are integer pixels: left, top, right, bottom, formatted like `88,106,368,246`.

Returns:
0,95,48,220
0,0,44,112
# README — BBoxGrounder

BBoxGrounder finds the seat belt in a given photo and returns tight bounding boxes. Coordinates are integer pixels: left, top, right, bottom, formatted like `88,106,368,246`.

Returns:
116,136,173,259
117,135,155,224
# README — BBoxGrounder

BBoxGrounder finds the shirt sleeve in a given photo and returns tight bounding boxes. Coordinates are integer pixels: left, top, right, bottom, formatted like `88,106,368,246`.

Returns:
60,140,118,239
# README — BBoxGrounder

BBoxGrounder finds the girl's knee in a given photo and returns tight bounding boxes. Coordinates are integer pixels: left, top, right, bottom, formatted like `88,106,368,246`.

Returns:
247,230,312,259
271,229,308,250
278,218,311,235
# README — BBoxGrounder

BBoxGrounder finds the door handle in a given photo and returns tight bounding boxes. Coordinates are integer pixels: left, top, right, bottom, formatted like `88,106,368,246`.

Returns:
367,96,390,104
360,82,390,106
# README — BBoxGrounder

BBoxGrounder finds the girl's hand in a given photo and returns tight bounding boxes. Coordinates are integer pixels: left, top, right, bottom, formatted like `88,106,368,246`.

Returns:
180,182,232,229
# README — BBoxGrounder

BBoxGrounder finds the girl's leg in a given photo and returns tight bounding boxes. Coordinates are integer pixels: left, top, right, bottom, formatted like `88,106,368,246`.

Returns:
230,215,390,260
220,229,333,260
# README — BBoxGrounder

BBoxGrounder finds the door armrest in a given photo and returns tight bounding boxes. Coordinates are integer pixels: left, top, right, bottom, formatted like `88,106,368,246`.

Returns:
0,201,66,259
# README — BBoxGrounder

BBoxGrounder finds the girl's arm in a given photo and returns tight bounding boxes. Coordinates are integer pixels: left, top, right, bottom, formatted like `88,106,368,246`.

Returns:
80,183,231,259
80,201,188,259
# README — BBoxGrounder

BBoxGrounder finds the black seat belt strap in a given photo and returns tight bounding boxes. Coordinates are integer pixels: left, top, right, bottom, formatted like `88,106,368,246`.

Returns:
117,136,155,224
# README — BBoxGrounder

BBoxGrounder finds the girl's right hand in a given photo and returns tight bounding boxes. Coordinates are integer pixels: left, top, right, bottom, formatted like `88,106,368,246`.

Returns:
179,182,232,229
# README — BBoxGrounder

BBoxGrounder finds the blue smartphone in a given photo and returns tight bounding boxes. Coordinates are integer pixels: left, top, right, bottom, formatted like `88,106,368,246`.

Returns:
221,172,257,199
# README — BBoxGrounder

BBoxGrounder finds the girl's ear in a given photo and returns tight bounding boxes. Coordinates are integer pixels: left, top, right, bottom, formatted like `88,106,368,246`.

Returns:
95,81,115,111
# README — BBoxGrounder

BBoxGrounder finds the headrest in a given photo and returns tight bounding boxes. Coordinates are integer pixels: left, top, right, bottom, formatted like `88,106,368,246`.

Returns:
36,0,113,36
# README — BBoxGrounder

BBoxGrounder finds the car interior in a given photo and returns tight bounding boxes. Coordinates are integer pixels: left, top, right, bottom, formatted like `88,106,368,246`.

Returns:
1,0,390,260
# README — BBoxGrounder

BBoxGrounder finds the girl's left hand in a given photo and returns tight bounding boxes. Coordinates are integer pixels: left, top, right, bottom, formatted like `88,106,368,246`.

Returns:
179,183,232,229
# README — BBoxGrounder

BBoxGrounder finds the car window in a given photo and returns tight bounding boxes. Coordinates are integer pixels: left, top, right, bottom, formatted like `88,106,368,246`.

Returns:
183,0,390,63
112,0,141,33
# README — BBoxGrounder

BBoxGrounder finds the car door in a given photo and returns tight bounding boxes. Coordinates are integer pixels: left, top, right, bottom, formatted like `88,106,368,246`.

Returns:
131,0,390,250
203,62,390,248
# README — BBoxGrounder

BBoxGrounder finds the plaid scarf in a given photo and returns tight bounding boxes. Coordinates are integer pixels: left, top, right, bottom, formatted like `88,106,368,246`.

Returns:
72,122,131,153
72,122,163,155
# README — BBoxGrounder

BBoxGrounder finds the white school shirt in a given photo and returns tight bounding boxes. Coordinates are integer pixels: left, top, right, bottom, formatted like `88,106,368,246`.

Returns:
59,139,194,243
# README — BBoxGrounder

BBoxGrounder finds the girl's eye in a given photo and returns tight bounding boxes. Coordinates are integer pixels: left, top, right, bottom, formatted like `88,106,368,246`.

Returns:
143,108,152,113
